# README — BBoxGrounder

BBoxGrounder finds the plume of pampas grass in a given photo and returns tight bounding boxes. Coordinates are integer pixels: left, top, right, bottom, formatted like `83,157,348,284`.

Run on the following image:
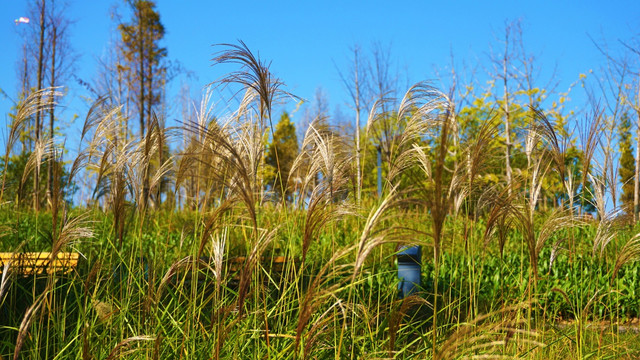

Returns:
104,335,156,360
1,88,62,204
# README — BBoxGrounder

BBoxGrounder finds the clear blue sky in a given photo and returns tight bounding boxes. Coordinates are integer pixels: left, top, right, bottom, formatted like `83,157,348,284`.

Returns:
0,0,638,143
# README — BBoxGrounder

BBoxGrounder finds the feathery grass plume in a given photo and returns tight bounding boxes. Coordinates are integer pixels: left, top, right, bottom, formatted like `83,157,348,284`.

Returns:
583,173,609,218
529,107,581,212
12,283,51,360
299,183,355,263
592,210,624,257
289,118,355,261
434,304,543,360
578,106,605,212
197,199,234,257
1,88,62,204
210,41,294,127
612,232,640,281
79,96,109,143
20,138,54,187
91,137,134,246
210,228,227,296
180,89,268,232
482,185,517,257
353,186,425,279
367,82,461,356
366,82,450,188
514,205,579,281
211,42,299,212
51,213,94,256
19,138,56,206
463,115,501,190
104,335,156,360
484,179,582,281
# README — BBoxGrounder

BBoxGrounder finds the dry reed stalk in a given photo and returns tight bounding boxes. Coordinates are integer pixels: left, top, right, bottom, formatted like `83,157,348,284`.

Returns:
104,335,156,360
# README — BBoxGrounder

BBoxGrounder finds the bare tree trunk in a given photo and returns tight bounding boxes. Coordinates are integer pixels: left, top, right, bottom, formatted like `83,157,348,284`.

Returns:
21,44,30,154
354,50,362,204
503,38,513,198
34,0,46,211
47,22,57,207
634,106,640,222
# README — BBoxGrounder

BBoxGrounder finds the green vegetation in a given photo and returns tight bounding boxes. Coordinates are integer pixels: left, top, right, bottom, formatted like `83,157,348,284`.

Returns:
3,3,640,358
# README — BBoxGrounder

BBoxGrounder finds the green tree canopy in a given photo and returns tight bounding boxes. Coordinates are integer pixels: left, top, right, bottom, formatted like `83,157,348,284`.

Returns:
619,112,635,214
265,112,298,202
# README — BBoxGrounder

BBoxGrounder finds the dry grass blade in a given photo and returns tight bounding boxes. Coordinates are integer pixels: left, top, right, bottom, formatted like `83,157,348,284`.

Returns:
20,139,55,190
530,108,566,178
434,304,543,360
157,256,215,299
198,200,234,257
535,209,581,256
13,284,51,360
52,213,94,256
295,248,354,352
612,232,640,281
578,106,605,202
354,187,425,279
79,96,109,143
1,88,61,203
236,226,278,316
0,260,13,304
592,210,623,257
388,295,431,355
104,335,156,360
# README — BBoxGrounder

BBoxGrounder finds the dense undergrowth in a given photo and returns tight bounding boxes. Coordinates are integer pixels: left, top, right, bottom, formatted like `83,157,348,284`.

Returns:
1,207,640,359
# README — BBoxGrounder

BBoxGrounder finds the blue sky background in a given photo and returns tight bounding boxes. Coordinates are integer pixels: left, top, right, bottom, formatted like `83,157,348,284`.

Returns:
0,1,639,146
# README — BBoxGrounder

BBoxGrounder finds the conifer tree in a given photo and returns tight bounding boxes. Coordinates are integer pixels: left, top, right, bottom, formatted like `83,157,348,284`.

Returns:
619,112,635,214
265,112,298,202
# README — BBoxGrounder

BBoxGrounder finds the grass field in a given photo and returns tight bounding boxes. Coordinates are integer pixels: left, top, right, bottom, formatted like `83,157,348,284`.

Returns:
2,45,640,359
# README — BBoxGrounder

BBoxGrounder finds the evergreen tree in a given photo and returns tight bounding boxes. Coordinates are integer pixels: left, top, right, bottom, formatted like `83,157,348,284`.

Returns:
118,0,166,139
619,112,635,214
265,112,298,202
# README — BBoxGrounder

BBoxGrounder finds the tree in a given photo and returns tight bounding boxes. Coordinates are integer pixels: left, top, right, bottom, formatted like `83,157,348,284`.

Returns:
619,112,635,214
118,0,166,140
337,45,369,204
265,112,298,202
45,0,75,205
491,21,519,197
13,0,75,210
118,0,167,208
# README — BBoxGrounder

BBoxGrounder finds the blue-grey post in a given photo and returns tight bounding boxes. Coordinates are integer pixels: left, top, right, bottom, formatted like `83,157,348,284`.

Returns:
397,246,421,298
377,145,382,197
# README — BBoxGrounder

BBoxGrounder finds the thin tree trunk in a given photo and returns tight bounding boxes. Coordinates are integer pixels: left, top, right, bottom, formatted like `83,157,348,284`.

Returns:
47,23,57,207
22,44,30,154
34,0,46,211
503,52,512,198
634,106,640,222
354,51,361,204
